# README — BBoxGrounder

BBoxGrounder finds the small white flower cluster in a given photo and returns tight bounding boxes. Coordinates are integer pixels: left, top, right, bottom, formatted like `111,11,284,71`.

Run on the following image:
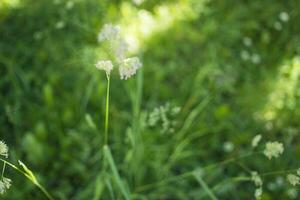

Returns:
240,37,261,64
148,103,181,133
263,141,284,160
119,57,142,80
0,141,8,158
252,134,262,148
95,60,113,76
251,171,263,200
287,169,300,186
96,24,142,79
0,140,11,194
0,178,11,195
251,135,284,160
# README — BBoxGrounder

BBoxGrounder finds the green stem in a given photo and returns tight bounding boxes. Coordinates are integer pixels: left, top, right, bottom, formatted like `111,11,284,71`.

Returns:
104,75,110,146
1,162,6,179
0,158,54,200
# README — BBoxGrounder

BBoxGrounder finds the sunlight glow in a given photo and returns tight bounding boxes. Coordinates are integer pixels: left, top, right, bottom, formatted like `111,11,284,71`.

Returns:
119,0,208,53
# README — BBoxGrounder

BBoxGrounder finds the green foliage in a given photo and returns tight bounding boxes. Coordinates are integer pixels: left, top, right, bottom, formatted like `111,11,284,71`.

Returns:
1,0,300,199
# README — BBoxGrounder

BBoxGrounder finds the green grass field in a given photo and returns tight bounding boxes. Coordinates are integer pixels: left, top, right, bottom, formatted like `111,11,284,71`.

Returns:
1,0,300,199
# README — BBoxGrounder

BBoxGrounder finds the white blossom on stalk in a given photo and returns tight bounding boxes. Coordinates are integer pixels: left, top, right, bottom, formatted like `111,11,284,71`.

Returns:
0,141,8,158
95,60,113,76
119,57,142,80
254,187,262,200
0,178,11,194
98,24,120,42
251,171,263,186
287,174,300,186
263,141,284,159
252,134,262,148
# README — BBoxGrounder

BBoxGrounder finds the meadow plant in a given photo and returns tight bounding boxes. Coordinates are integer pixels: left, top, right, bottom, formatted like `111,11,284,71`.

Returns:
0,140,53,199
95,23,142,200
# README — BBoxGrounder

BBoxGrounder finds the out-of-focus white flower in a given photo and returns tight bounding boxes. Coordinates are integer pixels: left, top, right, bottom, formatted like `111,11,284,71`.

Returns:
98,24,121,42
0,178,11,194
251,54,261,64
251,171,263,186
241,50,250,61
0,141,8,158
243,37,252,47
287,188,298,199
132,0,145,5
254,187,262,200
274,21,282,30
119,57,142,80
252,134,262,147
279,12,289,22
297,169,300,176
287,174,300,186
263,141,284,159
223,141,234,153
66,1,74,10
55,21,65,29
95,60,113,76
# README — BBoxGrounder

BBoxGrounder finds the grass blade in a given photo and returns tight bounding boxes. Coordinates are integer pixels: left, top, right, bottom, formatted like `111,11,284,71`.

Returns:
103,145,131,200
193,171,218,200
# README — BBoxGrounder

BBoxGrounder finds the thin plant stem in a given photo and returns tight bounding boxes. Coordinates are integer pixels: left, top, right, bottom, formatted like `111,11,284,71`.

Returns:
0,158,54,200
104,75,110,146
1,162,6,179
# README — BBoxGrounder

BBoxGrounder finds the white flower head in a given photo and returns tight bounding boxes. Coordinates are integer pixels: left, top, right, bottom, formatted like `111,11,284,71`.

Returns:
252,134,262,148
251,171,263,186
0,141,8,158
287,174,300,186
98,24,121,42
263,141,284,159
0,178,11,194
279,12,289,22
254,187,262,200
119,57,142,80
95,60,113,76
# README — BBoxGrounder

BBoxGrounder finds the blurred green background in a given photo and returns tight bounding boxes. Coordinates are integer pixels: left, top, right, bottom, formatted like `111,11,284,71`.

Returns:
1,0,300,199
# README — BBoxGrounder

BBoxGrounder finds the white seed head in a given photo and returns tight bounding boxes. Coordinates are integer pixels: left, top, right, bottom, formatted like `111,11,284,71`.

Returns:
252,134,262,148
0,141,8,158
287,174,300,186
95,60,113,76
0,178,11,194
119,57,142,80
98,24,121,42
263,141,284,159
